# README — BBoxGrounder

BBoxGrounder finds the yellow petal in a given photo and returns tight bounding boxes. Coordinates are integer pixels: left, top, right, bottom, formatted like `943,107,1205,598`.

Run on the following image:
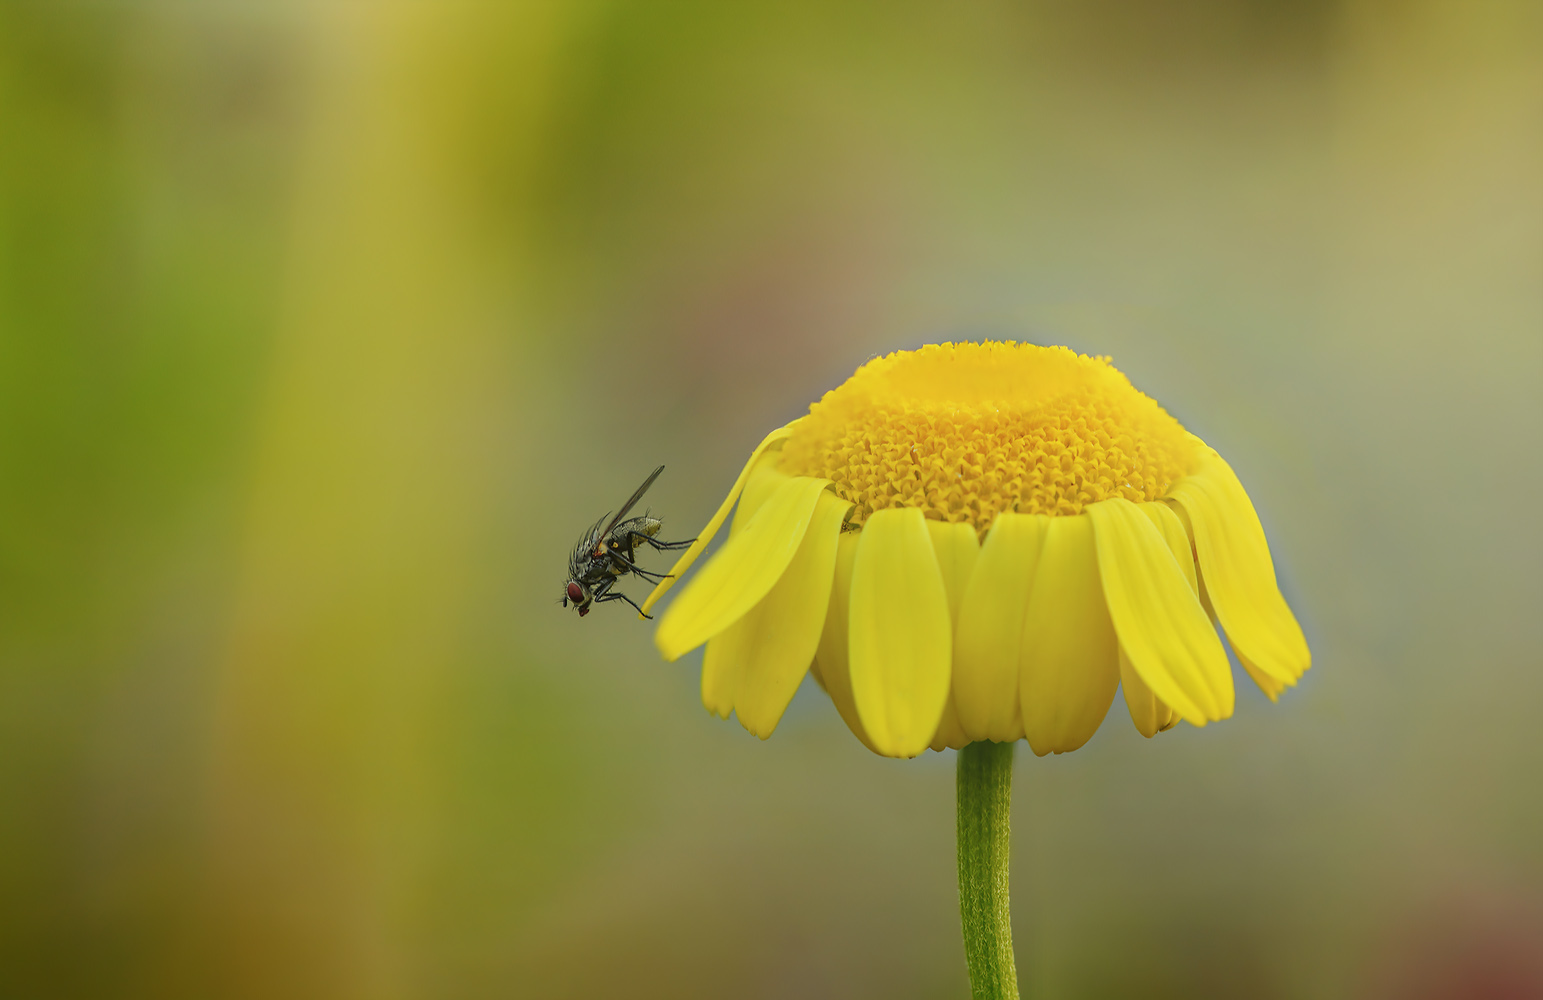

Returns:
641,421,799,615
730,490,851,738
954,512,1048,742
655,475,831,660
1019,514,1119,756
929,702,971,752
1239,653,1287,700
813,530,878,753
1119,645,1168,738
1002,698,1026,744
848,508,953,758
1117,501,1191,739
1140,501,1198,594
701,626,747,719
1165,445,1310,689
925,520,979,752
1085,498,1233,725
730,449,793,538
703,450,797,712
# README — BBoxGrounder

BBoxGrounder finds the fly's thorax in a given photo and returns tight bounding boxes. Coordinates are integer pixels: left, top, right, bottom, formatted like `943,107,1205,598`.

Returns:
568,519,611,581
567,538,596,578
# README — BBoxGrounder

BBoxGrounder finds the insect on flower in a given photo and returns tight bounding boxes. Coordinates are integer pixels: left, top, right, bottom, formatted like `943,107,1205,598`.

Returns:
564,465,695,619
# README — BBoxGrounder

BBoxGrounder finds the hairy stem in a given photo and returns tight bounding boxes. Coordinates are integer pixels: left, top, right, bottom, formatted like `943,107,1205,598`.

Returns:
957,740,1019,1000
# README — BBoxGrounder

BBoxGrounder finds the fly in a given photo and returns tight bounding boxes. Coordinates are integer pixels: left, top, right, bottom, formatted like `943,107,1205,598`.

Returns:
563,465,695,619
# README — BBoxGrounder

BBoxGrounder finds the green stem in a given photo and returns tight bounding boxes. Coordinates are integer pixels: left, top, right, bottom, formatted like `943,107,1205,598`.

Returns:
957,741,1019,1000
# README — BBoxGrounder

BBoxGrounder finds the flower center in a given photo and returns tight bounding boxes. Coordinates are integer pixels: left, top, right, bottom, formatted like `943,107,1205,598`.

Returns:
777,342,1199,531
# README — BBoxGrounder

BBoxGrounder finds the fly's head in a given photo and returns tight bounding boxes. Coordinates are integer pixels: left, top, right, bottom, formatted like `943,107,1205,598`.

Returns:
563,580,592,617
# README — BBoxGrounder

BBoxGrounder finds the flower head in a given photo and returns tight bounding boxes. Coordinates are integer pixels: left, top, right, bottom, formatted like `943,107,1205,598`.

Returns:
645,343,1309,758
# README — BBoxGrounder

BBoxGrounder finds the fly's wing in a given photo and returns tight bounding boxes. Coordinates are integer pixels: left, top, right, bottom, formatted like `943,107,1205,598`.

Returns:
598,465,665,541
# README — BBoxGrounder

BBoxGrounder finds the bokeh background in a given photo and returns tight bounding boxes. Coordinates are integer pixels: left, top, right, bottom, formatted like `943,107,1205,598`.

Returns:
2,1,1540,997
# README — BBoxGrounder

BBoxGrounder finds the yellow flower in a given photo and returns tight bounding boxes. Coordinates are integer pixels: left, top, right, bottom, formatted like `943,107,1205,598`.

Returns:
644,342,1310,759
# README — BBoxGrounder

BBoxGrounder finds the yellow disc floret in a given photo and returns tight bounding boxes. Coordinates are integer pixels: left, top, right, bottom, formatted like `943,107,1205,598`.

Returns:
777,342,1200,531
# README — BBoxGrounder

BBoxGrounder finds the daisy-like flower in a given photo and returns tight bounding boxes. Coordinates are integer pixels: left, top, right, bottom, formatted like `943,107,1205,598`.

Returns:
644,342,1310,760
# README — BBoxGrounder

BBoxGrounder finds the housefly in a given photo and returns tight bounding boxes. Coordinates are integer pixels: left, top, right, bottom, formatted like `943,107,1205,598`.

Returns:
563,465,694,619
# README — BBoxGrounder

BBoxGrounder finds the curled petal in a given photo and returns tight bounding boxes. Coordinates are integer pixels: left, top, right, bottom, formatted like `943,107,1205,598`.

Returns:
730,449,794,538
1165,445,1310,691
701,628,746,720
1116,502,1194,737
1140,501,1198,594
702,446,800,715
642,421,799,615
1119,646,1180,738
1086,498,1233,726
655,475,830,661
730,490,851,738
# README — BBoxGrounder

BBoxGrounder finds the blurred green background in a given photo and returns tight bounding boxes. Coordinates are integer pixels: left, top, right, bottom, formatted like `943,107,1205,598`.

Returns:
2,1,1540,997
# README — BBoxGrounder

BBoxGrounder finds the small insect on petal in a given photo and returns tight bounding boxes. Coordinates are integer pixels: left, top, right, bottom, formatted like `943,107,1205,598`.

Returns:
566,466,692,619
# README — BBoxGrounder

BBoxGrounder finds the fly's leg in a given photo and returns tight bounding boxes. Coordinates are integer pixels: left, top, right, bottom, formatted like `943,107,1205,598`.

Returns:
604,545,675,583
638,535,696,552
587,559,648,616
616,528,695,553
594,590,652,619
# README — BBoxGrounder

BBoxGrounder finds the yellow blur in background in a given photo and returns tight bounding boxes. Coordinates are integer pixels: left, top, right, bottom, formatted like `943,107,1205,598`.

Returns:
1,2,1540,998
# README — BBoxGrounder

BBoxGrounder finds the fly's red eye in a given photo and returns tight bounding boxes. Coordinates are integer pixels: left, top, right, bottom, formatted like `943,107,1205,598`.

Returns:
566,582,584,603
